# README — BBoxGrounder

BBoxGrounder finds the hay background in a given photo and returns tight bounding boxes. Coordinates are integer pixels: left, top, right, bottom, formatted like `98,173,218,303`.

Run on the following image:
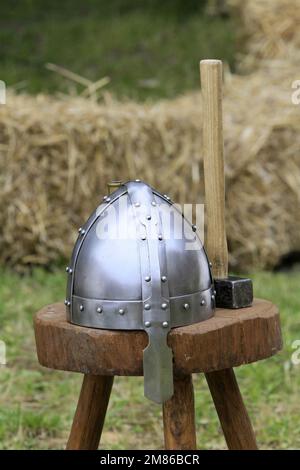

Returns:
229,0,300,70
0,0,299,271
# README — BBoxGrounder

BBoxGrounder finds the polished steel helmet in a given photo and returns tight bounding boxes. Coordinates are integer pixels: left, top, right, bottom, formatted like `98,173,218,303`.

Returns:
65,180,215,403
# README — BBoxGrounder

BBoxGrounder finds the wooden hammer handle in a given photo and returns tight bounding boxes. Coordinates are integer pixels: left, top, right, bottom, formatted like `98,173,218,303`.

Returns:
200,60,228,279
200,62,258,450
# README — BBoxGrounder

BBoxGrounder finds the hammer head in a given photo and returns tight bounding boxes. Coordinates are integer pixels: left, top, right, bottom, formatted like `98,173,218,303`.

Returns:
214,276,253,309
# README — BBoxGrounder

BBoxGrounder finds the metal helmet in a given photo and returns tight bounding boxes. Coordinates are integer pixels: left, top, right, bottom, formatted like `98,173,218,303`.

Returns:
65,180,215,403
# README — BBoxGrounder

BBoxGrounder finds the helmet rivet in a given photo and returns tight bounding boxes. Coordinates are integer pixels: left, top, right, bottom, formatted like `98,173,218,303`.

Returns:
103,196,108,201
211,294,215,301
135,179,141,182
66,266,69,273
78,227,82,233
158,234,163,240
166,196,171,201
69,268,73,274
64,299,68,305
201,299,206,306
161,302,168,310
134,202,140,208
144,321,151,328
144,303,151,310
162,321,169,328
145,275,151,282
119,308,125,315
97,307,103,314
214,290,217,295
151,201,156,206
161,275,167,282
146,215,151,220
141,235,147,241
67,301,71,307
183,303,190,310
106,197,111,203
192,224,197,232
81,229,85,236
209,262,213,268
79,305,84,311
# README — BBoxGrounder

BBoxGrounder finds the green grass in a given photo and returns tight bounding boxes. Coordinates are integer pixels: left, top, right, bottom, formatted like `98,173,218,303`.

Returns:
0,0,236,100
0,268,300,449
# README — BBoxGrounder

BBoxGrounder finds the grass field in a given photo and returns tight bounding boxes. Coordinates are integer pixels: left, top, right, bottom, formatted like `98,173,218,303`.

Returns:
0,0,235,100
0,268,299,449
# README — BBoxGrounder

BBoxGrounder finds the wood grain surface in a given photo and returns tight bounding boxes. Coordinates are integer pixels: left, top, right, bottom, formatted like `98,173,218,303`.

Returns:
200,59,228,279
34,299,282,376
66,374,113,450
206,368,258,449
163,374,196,450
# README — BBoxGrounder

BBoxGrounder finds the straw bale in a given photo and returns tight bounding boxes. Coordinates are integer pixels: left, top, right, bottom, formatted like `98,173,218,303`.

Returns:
229,0,300,70
0,61,299,271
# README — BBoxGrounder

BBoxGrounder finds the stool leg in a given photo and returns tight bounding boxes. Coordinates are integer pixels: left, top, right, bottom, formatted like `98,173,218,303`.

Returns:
162,374,197,450
66,374,114,450
205,368,258,450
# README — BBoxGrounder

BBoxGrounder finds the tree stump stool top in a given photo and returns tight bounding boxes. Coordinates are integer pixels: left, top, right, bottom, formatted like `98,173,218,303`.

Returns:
34,299,282,376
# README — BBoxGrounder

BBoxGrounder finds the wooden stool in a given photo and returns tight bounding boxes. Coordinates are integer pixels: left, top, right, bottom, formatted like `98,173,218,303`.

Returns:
34,298,282,450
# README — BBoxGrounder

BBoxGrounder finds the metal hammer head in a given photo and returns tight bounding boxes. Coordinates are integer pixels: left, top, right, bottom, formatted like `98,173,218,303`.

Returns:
214,276,253,309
